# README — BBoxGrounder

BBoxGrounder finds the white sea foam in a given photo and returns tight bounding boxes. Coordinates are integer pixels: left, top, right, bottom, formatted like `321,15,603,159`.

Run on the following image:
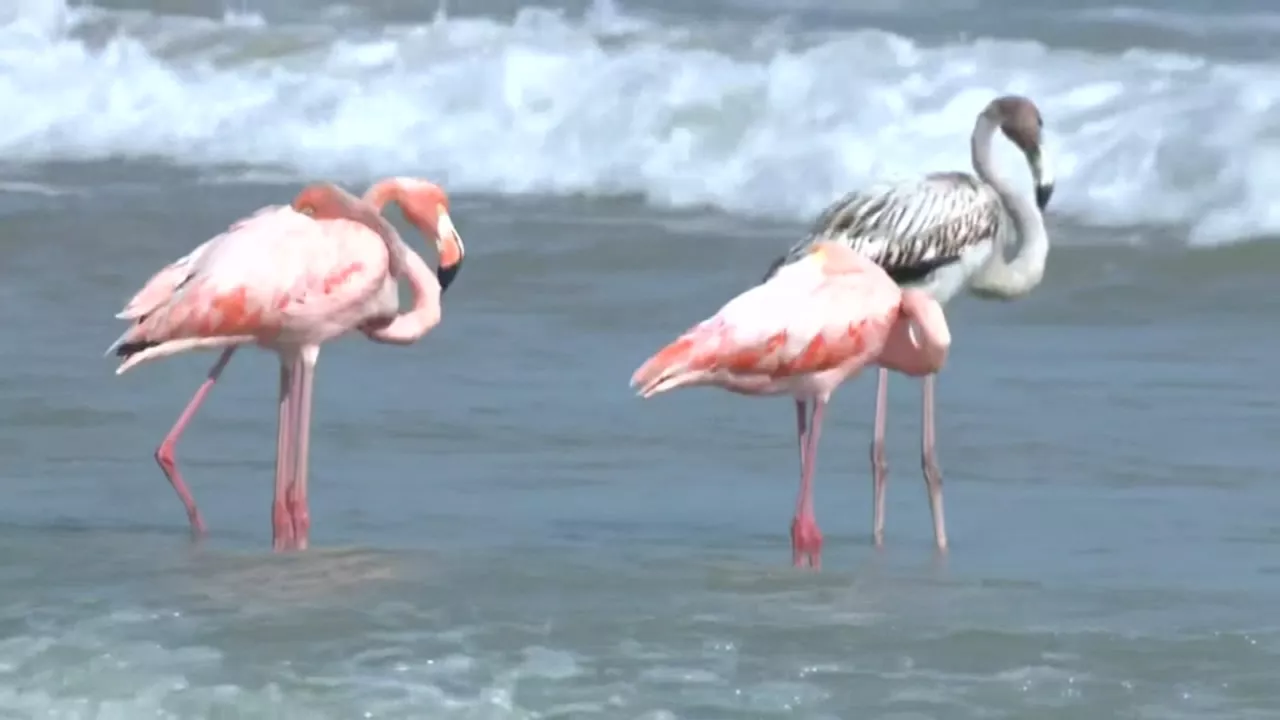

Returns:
3,0,1279,246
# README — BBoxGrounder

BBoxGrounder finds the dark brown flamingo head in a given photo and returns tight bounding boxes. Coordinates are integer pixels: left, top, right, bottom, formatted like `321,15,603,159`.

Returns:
365,178,465,293
987,95,1054,211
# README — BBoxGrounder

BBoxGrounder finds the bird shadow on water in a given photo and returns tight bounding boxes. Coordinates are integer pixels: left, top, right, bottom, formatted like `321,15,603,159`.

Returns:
661,542,969,632
0,517,432,615
653,527,959,596
863,540,953,579
173,545,425,612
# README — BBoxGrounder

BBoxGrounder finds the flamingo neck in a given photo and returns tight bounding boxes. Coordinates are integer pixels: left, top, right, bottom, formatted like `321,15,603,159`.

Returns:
360,181,443,345
967,114,1050,299
878,293,951,377
364,180,400,213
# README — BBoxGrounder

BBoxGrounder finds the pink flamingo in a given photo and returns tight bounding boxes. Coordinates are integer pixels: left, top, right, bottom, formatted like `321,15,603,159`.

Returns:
630,242,951,568
108,179,465,551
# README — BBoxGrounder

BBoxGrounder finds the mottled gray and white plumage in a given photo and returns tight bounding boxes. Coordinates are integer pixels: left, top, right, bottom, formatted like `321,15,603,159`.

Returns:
764,171,1008,298
768,94,1055,552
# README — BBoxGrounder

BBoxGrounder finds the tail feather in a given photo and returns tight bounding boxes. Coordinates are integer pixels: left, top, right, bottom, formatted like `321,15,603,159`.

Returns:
104,320,160,359
111,340,160,358
103,326,137,358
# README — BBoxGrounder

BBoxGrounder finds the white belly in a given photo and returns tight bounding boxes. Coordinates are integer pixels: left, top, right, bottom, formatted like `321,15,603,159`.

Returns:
909,240,994,304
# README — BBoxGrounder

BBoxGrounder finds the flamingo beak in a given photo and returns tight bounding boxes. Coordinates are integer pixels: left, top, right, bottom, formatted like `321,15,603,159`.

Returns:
434,207,464,292
1030,148,1054,211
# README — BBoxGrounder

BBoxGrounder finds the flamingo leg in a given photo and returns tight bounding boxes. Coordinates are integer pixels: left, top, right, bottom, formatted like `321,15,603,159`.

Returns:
286,346,319,551
921,374,948,550
272,360,299,552
869,368,890,547
154,347,236,536
790,399,825,569
794,400,808,474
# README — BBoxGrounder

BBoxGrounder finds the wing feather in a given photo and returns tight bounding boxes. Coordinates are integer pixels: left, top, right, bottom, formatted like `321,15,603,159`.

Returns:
114,204,292,322
109,207,388,356
634,254,899,395
767,172,1005,283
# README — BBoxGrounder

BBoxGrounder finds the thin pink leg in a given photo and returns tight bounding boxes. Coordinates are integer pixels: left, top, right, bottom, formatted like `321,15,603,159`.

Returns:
869,368,890,547
154,347,237,536
272,360,298,552
792,400,810,562
790,399,809,566
790,398,826,569
286,347,319,551
794,400,808,475
921,374,948,550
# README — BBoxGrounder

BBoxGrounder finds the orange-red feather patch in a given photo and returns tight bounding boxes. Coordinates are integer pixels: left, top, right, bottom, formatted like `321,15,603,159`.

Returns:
322,261,366,295
203,286,263,335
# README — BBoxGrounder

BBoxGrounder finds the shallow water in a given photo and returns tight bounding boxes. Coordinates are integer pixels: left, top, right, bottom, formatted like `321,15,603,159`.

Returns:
1,172,1278,716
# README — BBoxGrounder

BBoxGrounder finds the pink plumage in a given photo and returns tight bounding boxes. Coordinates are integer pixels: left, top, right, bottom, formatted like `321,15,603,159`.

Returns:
630,241,951,568
109,206,397,373
111,179,465,551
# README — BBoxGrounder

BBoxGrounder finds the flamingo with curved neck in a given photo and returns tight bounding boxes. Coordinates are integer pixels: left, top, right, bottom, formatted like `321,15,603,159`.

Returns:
966,101,1052,298
763,94,1054,550
631,242,952,568
111,178,464,549
357,177,465,343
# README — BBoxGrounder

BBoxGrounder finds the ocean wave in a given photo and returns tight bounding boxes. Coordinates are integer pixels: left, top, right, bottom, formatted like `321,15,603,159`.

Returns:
2,0,1278,246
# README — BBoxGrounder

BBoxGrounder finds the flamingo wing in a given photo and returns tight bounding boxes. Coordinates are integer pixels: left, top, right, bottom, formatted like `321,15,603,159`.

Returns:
633,249,900,396
115,240,215,321
114,205,292,322
108,206,390,356
767,173,1003,283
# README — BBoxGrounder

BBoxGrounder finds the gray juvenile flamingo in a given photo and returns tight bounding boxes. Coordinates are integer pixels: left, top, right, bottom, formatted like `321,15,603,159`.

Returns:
763,95,1054,550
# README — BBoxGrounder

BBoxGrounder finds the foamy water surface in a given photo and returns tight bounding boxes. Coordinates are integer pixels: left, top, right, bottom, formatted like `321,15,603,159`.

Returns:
3,0,1280,244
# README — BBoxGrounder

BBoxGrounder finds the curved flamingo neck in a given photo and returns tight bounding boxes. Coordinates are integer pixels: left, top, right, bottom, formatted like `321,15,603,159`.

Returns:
968,112,1050,299
360,180,443,345
293,183,407,273
366,180,440,245
361,250,441,345
876,291,951,377
364,180,400,214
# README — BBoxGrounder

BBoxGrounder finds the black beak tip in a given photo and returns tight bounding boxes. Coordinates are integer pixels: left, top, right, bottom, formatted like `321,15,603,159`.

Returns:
437,260,462,293
1035,183,1054,211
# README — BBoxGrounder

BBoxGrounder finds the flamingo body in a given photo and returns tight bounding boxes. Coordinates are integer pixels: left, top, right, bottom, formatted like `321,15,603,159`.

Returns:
111,180,464,551
633,242,950,568
110,206,396,372
634,245,905,400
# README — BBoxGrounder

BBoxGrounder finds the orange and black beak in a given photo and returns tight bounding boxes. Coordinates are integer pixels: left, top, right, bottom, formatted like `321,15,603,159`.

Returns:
434,208,464,292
